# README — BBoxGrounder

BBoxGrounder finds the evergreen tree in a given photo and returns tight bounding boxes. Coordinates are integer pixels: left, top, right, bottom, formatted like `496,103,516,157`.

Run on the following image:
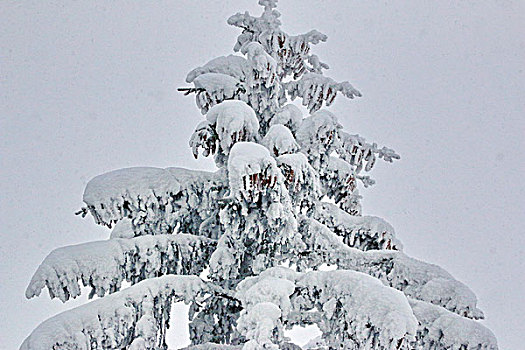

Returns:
22,1,497,349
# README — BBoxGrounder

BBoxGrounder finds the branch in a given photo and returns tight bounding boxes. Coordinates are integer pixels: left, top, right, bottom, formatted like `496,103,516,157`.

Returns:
177,87,205,95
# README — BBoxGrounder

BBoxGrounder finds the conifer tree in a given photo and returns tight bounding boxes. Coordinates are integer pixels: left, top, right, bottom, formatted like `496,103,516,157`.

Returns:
22,1,498,349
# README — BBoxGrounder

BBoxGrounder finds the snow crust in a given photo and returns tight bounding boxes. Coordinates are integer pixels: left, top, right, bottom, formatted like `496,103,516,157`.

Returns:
83,167,182,206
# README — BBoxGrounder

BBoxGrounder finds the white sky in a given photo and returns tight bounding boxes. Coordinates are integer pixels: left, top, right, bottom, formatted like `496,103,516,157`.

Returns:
1,1,524,349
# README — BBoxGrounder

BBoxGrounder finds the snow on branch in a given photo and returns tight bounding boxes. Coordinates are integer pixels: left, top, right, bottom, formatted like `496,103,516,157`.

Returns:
286,73,361,113
26,234,216,302
228,2,330,80
296,110,341,169
268,104,303,134
190,120,218,159
320,156,363,215
262,124,299,157
338,131,400,174
277,153,321,210
297,217,485,319
313,202,402,251
81,167,227,237
237,267,417,349
207,100,260,165
410,299,497,349
186,55,249,84
227,142,284,202
191,73,246,114
21,275,209,350
242,42,278,88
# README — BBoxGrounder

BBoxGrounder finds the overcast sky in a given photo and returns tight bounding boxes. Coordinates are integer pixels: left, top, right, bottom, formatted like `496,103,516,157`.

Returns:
1,1,524,349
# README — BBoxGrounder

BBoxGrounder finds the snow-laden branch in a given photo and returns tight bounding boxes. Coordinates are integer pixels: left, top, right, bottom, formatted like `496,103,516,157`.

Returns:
26,234,216,302
297,217,485,319
21,275,209,350
268,104,303,134
210,142,302,283
285,73,361,113
319,156,363,215
296,110,341,170
262,124,299,157
237,267,417,349
276,153,322,210
186,55,249,84
81,167,227,237
338,131,400,174
410,299,497,349
313,202,402,251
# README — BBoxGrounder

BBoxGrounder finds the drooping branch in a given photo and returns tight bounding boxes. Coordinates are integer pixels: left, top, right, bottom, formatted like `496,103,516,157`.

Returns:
297,216,485,319
312,202,402,251
80,167,227,237
285,73,361,113
410,299,498,349
26,234,216,302
236,266,417,349
338,131,400,174
21,276,210,350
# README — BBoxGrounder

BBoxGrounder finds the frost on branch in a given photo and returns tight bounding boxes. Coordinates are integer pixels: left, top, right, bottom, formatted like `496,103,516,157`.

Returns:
298,217,485,319
226,141,283,202
269,104,303,134
240,42,280,132
81,167,227,237
286,73,361,113
236,275,295,348
26,234,216,302
313,202,402,251
228,3,328,79
262,124,299,156
21,276,208,350
241,42,277,89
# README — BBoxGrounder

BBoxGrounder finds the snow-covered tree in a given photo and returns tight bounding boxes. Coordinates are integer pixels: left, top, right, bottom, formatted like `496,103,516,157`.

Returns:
22,1,498,349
